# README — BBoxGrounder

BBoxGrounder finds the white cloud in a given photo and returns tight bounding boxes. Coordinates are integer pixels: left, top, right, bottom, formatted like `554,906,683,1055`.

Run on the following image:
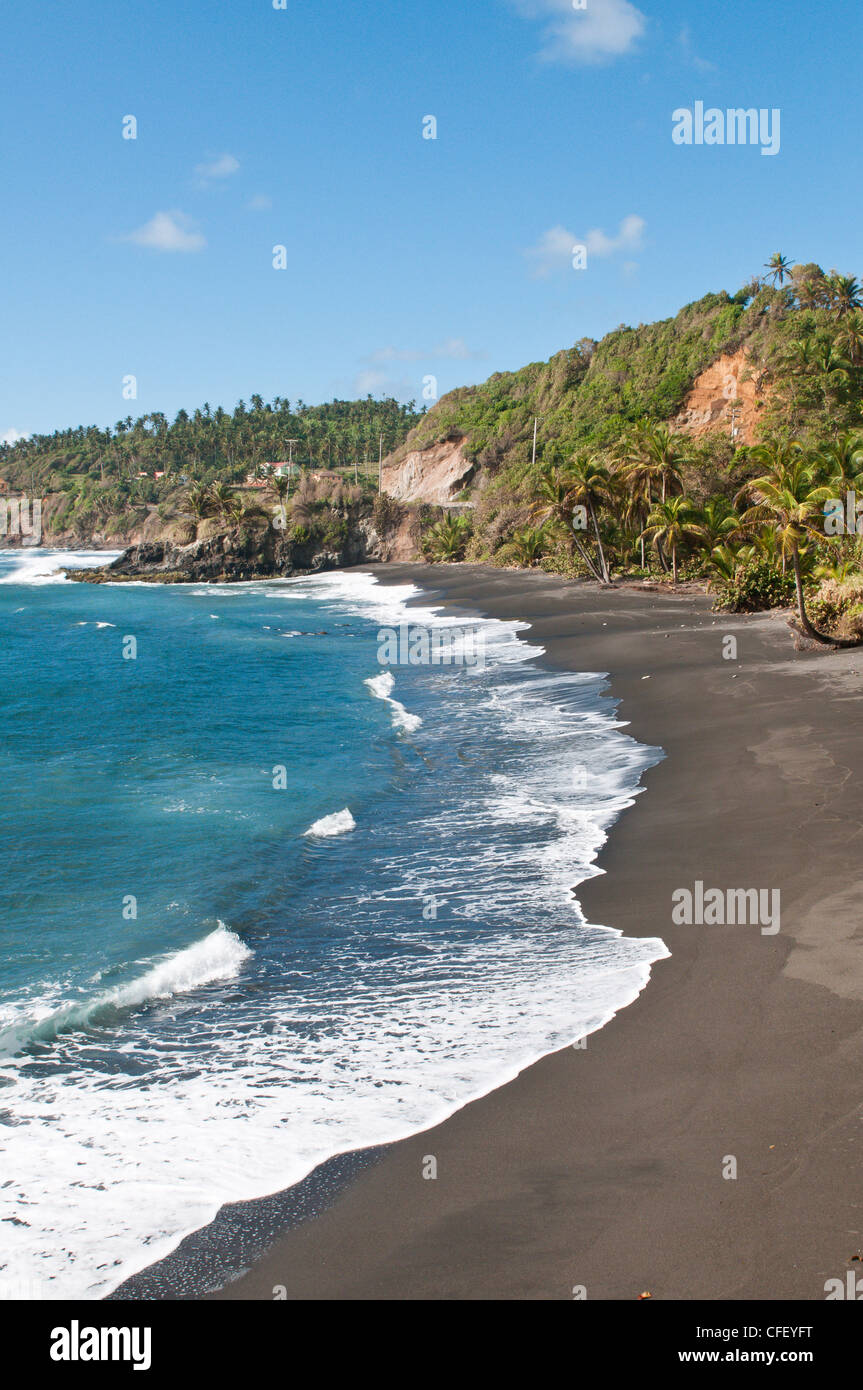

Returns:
433,337,486,361
247,194,272,212
512,0,646,65
194,152,240,186
1,428,26,447
355,368,398,393
525,216,645,277
585,214,645,257
366,338,485,365
123,211,206,253
679,25,717,73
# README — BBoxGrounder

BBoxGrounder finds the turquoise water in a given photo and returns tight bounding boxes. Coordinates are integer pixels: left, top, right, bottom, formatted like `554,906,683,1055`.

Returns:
0,551,666,1298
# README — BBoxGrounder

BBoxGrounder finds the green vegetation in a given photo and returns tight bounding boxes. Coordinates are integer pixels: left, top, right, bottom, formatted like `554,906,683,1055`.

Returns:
405,258,863,644
0,395,423,541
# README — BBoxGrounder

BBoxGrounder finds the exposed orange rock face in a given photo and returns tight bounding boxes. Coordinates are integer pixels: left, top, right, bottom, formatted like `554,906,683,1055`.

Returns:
672,348,766,444
381,437,474,504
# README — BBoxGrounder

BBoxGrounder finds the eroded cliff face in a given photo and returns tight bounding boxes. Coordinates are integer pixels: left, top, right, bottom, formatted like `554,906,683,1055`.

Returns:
381,437,474,504
671,348,766,444
378,349,770,507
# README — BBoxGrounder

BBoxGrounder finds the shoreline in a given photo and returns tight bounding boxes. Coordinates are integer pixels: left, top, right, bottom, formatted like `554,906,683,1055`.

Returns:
119,561,863,1301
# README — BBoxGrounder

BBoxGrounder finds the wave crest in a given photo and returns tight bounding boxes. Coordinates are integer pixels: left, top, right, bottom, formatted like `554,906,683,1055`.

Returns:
303,808,356,838
0,924,251,1056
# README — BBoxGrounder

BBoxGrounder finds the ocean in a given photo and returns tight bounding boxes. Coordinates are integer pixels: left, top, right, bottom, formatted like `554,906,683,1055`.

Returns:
0,549,667,1299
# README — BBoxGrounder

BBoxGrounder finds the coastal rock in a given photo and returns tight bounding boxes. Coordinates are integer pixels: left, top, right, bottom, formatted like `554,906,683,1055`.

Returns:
66,514,401,584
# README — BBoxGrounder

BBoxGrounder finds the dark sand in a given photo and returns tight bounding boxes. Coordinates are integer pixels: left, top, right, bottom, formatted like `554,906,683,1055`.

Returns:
206,564,863,1301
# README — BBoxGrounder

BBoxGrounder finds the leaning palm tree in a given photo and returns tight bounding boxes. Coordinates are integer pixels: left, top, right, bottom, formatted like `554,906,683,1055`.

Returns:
641,496,700,584
566,453,615,583
530,466,601,581
530,467,575,536
738,441,858,645
764,252,793,287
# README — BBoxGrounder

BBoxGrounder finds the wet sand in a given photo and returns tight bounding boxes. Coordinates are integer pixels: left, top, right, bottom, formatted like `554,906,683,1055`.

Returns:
196,564,863,1299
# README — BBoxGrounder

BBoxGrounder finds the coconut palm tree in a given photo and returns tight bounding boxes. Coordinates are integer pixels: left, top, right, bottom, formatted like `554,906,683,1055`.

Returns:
530,466,601,580
210,481,239,521
707,542,741,587
641,497,700,584
695,497,741,552
738,441,858,645
566,453,615,583
620,421,690,505
826,274,863,317
764,252,793,287
180,482,213,521
820,431,863,492
834,311,863,368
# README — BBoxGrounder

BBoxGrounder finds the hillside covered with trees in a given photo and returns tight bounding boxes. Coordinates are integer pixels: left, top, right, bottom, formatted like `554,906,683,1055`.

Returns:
0,396,423,545
404,258,863,645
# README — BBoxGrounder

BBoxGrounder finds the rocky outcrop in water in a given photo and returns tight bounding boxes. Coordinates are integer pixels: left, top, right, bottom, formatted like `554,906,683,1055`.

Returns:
66,514,401,584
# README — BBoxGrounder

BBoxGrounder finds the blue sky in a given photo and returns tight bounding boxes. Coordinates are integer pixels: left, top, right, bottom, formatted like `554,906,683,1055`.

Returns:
2,0,860,441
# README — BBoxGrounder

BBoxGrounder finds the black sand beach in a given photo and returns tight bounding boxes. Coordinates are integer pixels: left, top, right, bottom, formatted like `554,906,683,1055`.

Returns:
171,563,863,1300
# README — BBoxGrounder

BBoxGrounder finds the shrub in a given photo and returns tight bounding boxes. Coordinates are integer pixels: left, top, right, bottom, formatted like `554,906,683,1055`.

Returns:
808,576,863,634
713,559,795,612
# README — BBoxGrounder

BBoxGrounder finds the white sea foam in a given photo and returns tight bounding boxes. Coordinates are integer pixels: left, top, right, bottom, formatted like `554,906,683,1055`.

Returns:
0,570,668,1301
365,670,423,733
0,925,250,1057
0,550,120,585
303,807,357,838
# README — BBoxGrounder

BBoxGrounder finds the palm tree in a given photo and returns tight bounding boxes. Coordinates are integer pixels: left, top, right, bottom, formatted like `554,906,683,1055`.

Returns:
566,453,615,583
530,467,574,534
530,466,599,578
834,311,863,367
812,339,851,410
738,441,857,645
707,542,741,587
820,431,863,492
424,514,471,562
180,482,213,521
620,421,689,505
695,497,741,552
826,274,863,317
210,481,239,521
641,497,700,584
497,527,547,567
764,252,793,287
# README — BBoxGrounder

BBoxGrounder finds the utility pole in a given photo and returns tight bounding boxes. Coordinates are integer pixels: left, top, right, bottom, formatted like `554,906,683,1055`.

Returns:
532,416,539,468
285,438,299,490
729,402,739,443
378,433,384,493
